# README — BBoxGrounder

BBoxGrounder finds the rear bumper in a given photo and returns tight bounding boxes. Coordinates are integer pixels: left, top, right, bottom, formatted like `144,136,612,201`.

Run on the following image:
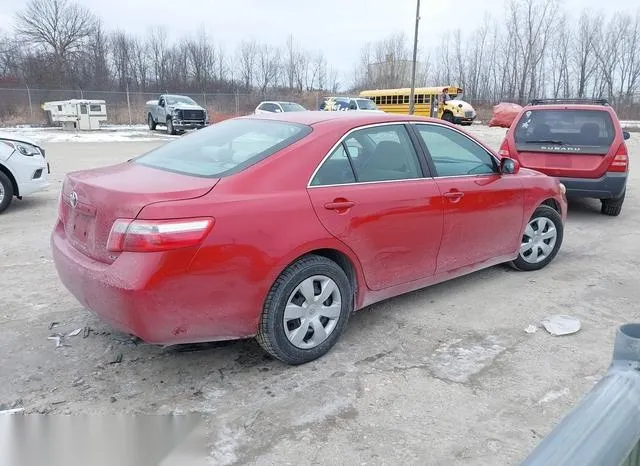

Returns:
50,220,257,345
560,172,627,199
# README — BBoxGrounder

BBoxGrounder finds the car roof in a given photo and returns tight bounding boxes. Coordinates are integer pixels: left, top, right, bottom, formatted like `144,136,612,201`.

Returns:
522,103,614,112
238,110,438,127
259,101,298,105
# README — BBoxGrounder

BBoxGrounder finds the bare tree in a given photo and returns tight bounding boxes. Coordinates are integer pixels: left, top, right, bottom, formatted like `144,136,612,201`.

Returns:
256,44,281,95
14,0,99,86
507,0,558,102
572,12,598,98
147,26,169,89
237,39,258,90
186,27,215,90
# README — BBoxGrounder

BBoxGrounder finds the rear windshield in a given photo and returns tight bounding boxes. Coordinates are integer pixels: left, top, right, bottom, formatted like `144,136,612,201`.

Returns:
514,109,615,154
135,119,311,177
356,99,377,110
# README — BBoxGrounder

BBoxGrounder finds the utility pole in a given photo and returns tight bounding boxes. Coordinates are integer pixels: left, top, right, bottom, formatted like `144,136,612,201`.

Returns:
409,0,421,115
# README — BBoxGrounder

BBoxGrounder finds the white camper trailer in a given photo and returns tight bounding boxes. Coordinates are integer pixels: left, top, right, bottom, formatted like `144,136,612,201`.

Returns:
42,99,108,130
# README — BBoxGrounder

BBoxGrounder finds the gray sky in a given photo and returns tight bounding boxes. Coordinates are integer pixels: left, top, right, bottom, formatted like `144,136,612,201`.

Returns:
1,0,638,85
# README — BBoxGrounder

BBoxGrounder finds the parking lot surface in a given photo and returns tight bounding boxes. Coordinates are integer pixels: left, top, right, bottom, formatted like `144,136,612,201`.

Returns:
1,126,638,465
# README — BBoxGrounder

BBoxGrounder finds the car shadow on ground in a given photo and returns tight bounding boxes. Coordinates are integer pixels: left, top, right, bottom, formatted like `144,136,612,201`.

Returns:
3,196,52,215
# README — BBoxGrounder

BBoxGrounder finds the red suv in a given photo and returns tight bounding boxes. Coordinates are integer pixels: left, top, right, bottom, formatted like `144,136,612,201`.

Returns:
499,99,630,216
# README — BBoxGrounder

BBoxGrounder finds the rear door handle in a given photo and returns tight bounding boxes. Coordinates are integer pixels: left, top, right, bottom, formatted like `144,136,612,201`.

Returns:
443,191,464,202
324,201,355,210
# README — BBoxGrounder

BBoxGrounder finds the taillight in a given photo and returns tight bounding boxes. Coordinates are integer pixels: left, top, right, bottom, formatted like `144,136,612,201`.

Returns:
107,217,214,253
608,143,629,172
498,138,511,157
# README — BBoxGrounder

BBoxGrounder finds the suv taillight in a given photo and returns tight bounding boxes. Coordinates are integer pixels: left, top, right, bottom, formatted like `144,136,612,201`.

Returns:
608,143,629,172
498,138,511,157
107,217,215,252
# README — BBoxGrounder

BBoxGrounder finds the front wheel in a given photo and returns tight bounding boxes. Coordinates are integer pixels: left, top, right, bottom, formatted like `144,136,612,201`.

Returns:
256,255,353,365
510,205,563,271
0,171,14,213
166,119,176,135
601,189,625,216
442,112,454,123
147,114,156,131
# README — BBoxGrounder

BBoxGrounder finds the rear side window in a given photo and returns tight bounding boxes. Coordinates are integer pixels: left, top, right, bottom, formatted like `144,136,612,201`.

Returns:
135,119,311,177
310,124,423,186
514,109,616,154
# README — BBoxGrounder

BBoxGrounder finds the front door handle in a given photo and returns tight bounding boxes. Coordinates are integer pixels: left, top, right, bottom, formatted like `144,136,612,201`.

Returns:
443,191,464,202
324,200,355,210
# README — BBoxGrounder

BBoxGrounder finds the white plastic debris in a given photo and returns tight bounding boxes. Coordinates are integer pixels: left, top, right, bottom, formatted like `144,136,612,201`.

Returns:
0,408,24,415
524,325,538,334
541,315,581,336
67,328,82,337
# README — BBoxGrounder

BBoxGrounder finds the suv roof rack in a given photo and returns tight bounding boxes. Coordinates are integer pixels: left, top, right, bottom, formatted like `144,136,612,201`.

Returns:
529,98,609,106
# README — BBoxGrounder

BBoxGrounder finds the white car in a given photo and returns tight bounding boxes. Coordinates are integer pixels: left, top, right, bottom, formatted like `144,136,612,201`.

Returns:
255,101,307,114
0,135,50,213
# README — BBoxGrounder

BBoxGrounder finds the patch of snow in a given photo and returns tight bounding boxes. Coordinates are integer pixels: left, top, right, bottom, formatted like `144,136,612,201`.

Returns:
620,121,640,130
538,387,570,404
209,426,242,466
0,125,178,143
428,335,507,383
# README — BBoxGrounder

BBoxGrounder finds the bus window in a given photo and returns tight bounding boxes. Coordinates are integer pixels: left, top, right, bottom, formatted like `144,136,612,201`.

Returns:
403,95,409,104
391,96,397,105
424,95,431,104
416,95,424,104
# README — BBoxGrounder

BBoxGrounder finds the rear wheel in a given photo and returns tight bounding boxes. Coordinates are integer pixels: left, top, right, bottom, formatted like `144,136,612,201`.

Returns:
601,189,625,216
256,255,353,365
510,205,563,271
148,114,156,131
0,171,14,214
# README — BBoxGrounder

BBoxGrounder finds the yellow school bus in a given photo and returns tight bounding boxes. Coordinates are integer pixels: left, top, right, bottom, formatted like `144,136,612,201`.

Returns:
359,86,477,125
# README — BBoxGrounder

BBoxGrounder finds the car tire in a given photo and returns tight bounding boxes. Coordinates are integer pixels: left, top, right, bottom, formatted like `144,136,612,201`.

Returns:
442,112,454,123
510,205,564,272
148,114,156,131
256,254,353,365
0,171,14,214
166,119,176,135
601,189,625,216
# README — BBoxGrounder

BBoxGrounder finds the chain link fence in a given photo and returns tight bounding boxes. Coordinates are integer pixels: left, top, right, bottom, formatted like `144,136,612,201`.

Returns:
0,87,324,126
1,87,639,126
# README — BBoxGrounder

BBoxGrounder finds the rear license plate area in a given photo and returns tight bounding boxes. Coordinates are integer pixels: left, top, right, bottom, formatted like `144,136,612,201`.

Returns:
69,212,92,243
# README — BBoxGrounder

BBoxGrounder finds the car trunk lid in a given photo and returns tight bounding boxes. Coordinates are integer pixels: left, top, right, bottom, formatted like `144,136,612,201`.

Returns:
60,162,218,263
511,108,617,178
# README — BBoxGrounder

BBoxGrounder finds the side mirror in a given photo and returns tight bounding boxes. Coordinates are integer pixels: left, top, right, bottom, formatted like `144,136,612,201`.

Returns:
623,131,631,140
500,157,520,175
274,108,282,113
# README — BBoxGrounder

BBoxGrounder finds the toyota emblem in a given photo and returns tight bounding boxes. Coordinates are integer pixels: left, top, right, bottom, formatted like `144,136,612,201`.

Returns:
69,191,78,208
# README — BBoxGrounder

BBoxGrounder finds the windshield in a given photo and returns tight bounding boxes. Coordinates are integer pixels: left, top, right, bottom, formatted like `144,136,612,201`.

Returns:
450,92,463,101
514,109,615,153
135,118,311,177
166,95,198,105
280,103,306,112
356,99,377,110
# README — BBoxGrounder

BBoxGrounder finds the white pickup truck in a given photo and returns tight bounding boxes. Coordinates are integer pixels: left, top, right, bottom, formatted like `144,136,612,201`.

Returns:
146,94,208,135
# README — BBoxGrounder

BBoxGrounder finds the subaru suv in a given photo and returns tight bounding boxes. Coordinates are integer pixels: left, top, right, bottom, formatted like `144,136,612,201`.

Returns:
499,99,630,216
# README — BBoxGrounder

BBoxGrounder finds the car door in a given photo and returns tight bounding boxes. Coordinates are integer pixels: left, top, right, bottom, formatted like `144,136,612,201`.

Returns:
307,123,444,291
412,122,524,273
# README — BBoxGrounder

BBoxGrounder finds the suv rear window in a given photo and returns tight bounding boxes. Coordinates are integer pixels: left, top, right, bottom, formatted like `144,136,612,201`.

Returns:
514,109,616,154
135,118,311,177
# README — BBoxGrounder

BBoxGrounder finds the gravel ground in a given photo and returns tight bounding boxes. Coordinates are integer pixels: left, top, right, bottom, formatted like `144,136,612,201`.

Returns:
0,125,638,465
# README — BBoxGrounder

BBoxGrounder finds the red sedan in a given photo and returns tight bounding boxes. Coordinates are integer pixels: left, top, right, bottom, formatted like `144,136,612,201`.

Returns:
51,112,567,365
